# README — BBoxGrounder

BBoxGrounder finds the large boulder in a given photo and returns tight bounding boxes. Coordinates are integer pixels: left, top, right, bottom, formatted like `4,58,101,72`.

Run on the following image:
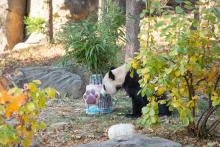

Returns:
53,0,98,32
28,0,98,33
13,32,47,51
27,0,48,20
75,134,181,147
9,66,83,99
0,0,8,52
6,0,26,49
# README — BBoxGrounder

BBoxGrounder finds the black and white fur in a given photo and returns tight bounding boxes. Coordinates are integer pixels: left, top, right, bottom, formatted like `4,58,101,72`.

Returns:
101,64,171,117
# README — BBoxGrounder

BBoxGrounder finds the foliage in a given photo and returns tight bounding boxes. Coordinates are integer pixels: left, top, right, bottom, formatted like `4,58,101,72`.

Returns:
24,17,46,35
59,1,125,73
0,80,56,146
132,0,220,137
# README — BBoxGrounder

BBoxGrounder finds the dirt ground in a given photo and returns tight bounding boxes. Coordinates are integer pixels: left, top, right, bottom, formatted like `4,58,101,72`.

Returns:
1,45,220,146
35,91,220,147
0,44,65,74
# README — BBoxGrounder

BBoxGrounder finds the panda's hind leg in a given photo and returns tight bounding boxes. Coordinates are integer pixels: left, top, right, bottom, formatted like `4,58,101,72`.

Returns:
125,96,147,118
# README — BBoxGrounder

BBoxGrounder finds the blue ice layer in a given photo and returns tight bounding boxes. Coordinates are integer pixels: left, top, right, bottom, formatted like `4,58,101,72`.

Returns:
85,105,112,115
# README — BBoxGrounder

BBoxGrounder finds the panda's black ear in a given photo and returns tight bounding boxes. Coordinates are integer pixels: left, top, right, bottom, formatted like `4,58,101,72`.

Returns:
109,70,115,80
110,67,115,70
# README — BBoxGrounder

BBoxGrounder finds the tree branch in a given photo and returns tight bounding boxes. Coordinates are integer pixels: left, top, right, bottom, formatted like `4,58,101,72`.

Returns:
197,108,208,129
214,75,220,91
208,120,220,136
196,77,207,86
197,106,216,136
202,106,217,127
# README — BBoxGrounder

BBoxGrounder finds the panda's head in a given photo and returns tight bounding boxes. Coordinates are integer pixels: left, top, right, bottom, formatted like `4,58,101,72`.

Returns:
101,64,129,95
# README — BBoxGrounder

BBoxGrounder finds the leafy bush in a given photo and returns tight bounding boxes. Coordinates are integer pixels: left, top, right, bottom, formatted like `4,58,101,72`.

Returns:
0,80,56,146
59,1,125,73
131,0,220,137
24,17,45,35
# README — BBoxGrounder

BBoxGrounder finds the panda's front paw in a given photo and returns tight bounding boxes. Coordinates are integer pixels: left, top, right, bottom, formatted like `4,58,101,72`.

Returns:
125,113,139,118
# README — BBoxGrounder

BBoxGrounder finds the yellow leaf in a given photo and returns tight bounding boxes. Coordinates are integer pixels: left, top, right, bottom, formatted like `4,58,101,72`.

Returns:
27,102,35,111
175,71,181,77
28,83,38,93
156,87,166,96
33,80,42,85
0,89,10,104
5,94,27,118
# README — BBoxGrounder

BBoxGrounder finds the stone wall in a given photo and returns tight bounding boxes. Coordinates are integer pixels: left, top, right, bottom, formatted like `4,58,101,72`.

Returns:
0,0,8,52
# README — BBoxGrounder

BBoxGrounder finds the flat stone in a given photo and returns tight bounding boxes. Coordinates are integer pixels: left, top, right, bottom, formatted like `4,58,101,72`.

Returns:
25,32,47,44
74,134,181,147
13,42,41,51
9,66,83,99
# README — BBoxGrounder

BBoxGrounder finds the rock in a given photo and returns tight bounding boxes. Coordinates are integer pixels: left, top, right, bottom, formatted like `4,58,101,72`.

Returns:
0,28,7,53
28,0,98,34
28,0,48,19
6,0,26,49
53,0,98,33
25,32,47,44
13,42,42,51
0,0,8,52
50,122,69,129
75,134,181,147
12,32,47,51
108,124,136,140
9,66,83,99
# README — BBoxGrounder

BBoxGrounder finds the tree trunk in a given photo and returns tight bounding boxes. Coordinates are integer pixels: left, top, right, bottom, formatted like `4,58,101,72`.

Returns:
112,0,126,14
98,0,107,21
6,0,26,49
47,0,53,43
124,0,144,62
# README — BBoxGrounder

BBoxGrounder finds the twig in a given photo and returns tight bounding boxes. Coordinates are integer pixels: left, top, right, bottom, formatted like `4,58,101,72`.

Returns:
197,106,216,135
196,77,207,86
197,108,208,129
202,107,217,126
214,75,220,91
208,119,220,135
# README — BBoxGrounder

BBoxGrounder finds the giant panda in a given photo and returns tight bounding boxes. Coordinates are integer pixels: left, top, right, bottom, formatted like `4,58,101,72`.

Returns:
101,64,171,118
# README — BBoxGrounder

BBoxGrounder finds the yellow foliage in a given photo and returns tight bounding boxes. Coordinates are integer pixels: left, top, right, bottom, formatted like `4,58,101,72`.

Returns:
156,87,166,96
0,88,27,118
0,81,56,146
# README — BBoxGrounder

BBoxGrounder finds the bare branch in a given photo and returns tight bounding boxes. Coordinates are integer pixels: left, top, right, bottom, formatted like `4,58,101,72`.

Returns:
203,107,217,127
208,120,220,136
197,108,208,129
196,77,207,86
197,106,216,136
214,75,220,91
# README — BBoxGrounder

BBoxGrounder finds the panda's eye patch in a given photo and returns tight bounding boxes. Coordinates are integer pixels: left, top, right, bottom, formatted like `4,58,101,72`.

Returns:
103,85,106,90
116,85,122,90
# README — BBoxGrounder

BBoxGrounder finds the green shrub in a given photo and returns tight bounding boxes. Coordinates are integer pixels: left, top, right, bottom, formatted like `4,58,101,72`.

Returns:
0,80,57,146
131,0,220,138
24,17,45,35
59,1,125,74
